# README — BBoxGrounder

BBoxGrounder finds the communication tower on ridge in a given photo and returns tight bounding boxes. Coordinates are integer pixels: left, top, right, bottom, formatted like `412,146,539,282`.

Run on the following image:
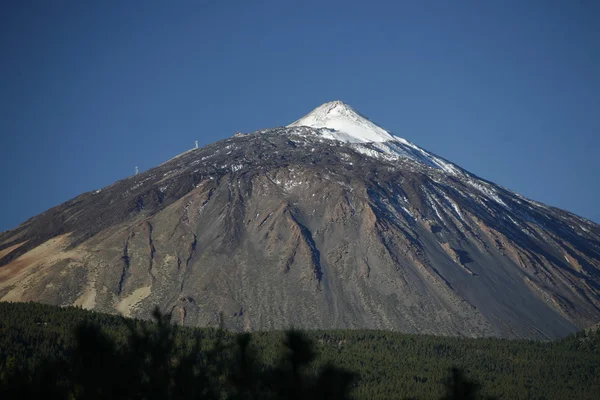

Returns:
135,166,139,176
195,140,198,149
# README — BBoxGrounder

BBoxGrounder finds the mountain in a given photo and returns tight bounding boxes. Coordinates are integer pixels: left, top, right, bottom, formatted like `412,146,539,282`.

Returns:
1,101,599,339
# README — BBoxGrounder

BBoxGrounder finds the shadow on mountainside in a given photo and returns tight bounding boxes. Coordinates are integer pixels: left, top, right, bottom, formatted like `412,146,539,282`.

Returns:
0,307,491,400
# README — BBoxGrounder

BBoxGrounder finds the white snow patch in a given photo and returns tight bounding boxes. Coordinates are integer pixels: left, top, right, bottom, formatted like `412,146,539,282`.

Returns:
423,190,446,222
354,146,384,159
396,194,408,204
429,199,444,221
507,215,521,226
466,180,509,208
401,206,414,218
448,199,464,221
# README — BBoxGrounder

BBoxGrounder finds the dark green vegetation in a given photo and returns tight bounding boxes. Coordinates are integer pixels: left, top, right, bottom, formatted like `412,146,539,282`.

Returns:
0,302,599,399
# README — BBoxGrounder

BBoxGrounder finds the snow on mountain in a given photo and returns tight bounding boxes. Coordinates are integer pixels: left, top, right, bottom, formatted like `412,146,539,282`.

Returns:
287,101,462,176
287,100,396,143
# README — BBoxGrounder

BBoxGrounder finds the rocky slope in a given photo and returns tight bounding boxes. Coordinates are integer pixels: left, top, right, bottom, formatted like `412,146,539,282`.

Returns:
1,101,599,339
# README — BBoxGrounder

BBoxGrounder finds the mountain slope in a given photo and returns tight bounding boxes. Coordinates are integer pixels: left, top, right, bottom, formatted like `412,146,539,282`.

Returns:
1,102,599,339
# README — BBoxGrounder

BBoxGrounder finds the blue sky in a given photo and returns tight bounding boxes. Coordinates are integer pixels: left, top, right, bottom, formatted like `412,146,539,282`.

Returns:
1,0,599,232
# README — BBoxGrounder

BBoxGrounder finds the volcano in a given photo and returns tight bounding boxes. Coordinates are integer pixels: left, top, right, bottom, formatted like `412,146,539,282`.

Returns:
1,101,598,339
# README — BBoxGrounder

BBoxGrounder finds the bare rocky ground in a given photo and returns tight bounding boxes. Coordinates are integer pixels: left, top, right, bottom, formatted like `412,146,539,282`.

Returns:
1,127,599,339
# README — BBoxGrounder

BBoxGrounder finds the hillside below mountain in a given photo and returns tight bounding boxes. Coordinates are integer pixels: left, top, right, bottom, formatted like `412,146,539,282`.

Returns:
1,101,599,339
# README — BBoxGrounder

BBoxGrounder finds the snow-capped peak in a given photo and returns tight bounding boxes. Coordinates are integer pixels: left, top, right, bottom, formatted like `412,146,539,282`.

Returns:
287,101,396,143
286,101,463,176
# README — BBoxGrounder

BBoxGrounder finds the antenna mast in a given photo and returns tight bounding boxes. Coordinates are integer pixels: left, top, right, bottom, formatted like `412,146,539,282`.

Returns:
135,166,139,176
194,140,198,149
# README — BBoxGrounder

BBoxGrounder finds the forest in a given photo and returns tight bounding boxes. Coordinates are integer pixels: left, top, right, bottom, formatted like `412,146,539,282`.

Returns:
0,301,598,399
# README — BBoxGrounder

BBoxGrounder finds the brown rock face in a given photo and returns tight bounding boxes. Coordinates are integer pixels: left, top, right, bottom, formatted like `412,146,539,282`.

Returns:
1,126,599,339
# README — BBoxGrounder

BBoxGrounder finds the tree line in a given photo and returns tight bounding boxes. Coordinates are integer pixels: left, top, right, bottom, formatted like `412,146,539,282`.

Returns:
0,302,598,399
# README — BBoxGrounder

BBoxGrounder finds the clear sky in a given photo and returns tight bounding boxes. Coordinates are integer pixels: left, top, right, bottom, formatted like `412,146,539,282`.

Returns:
1,0,599,232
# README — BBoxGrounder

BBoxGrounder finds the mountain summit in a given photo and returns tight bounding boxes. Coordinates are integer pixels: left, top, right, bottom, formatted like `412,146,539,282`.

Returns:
0,102,599,339
288,101,461,174
288,101,396,143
